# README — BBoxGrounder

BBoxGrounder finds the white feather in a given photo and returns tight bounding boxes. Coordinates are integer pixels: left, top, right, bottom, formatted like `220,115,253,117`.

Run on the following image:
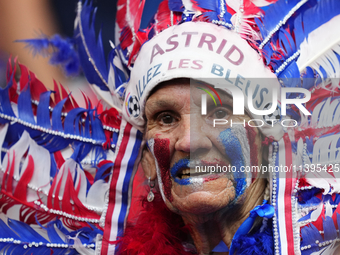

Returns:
51,159,77,200
295,138,304,167
311,100,325,127
300,109,309,127
74,163,87,204
25,135,51,202
305,175,330,195
329,135,340,163
72,236,95,255
182,0,194,11
297,14,340,89
316,136,334,164
86,180,109,209
325,200,333,218
0,124,8,165
310,202,323,222
251,0,273,7
333,99,340,125
317,98,331,128
328,98,340,126
3,131,30,182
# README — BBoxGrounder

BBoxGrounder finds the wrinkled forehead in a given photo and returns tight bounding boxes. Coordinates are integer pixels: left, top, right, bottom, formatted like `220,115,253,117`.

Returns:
123,22,282,139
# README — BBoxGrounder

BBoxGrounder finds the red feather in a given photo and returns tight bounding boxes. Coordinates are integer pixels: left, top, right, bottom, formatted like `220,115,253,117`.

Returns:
13,155,34,201
117,194,197,255
29,71,48,101
155,0,181,33
19,63,30,92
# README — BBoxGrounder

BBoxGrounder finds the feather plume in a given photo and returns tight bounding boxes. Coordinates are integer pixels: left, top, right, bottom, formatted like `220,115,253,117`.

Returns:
17,35,80,76
74,1,109,91
296,14,340,89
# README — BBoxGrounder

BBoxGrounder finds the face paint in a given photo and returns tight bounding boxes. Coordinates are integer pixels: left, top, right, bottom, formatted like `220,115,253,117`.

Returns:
170,158,192,185
218,126,251,199
245,125,258,179
147,138,173,202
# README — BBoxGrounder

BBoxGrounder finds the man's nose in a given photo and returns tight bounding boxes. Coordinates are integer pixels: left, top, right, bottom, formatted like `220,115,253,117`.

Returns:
174,114,212,153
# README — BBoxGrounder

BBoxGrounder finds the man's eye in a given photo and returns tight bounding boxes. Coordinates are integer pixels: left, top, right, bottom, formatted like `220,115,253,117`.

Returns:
157,113,176,125
214,109,228,119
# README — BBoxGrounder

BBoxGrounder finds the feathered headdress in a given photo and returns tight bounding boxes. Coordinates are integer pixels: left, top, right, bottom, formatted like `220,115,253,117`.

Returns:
1,0,340,254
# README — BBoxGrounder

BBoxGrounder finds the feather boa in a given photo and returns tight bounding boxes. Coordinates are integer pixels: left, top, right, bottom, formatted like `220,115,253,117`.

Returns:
231,219,274,255
117,193,274,255
116,194,196,255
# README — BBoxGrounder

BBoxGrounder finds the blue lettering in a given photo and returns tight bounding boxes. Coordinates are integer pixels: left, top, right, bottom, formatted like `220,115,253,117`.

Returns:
153,63,162,77
256,88,268,108
147,68,152,83
224,69,233,84
211,64,224,76
235,74,245,90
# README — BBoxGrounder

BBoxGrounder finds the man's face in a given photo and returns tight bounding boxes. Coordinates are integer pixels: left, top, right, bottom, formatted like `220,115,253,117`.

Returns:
143,79,263,215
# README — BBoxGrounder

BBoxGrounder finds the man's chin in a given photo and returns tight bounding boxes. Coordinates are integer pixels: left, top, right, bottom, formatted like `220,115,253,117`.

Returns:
168,178,236,214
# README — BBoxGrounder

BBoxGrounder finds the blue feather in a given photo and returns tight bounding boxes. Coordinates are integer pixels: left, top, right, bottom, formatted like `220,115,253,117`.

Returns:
94,162,114,181
301,224,322,253
261,0,307,40
52,98,68,131
301,67,315,90
50,153,58,178
231,218,273,255
8,219,48,243
323,216,338,241
107,48,128,89
296,0,340,46
194,0,216,11
168,0,184,12
64,108,87,135
298,188,321,204
91,111,106,141
37,91,52,129
18,84,35,125
0,78,16,120
17,35,80,76
278,62,301,86
74,0,109,91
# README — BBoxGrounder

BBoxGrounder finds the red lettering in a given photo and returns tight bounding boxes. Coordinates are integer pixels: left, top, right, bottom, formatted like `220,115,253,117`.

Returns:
191,60,203,70
216,39,227,54
168,60,176,70
179,59,190,68
198,33,216,51
182,32,198,47
224,45,244,65
166,35,179,52
150,44,165,64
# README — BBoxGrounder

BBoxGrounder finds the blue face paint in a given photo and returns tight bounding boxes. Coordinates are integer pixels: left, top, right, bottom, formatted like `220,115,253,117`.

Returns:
218,128,247,199
170,158,191,185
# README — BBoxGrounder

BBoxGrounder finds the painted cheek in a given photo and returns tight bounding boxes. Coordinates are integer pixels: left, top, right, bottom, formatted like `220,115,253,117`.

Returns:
218,128,247,199
153,138,173,202
245,125,258,180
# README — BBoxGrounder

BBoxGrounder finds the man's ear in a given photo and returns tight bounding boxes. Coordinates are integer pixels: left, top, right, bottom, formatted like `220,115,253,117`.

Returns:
141,146,157,180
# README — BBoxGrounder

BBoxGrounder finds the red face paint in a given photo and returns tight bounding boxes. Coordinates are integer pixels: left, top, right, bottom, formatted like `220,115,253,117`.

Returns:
153,138,173,202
